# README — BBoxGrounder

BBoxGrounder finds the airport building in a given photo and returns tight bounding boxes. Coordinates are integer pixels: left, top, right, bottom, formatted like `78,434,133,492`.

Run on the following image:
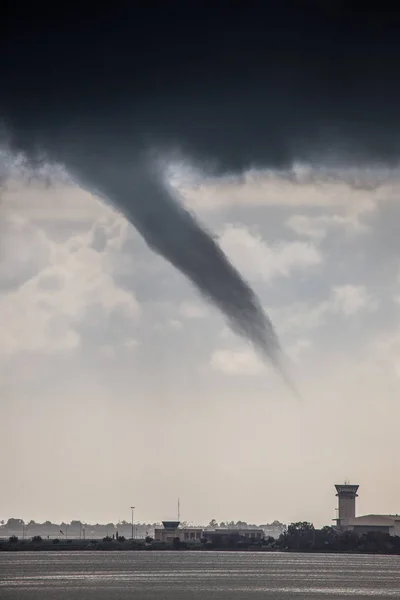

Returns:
203,527,264,543
154,521,265,544
334,483,400,536
154,521,203,543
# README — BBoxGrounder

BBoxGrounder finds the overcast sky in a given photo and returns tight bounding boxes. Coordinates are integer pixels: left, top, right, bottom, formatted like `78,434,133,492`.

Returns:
1,152,399,527
2,4,400,529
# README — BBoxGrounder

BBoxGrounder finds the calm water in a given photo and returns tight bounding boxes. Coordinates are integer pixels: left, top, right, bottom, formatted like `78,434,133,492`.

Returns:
0,551,399,599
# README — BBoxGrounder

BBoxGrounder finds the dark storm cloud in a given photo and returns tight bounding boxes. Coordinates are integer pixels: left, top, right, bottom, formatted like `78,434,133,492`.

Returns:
0,3,398,394
2,3,400,170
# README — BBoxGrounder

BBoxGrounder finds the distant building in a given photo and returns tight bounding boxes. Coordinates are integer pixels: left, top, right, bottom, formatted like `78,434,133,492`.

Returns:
348,514,400,536
334,483,359,527
154,521,265,544
203,527,264,543
260,521,286,539
154,521,203,543
334,483,400,536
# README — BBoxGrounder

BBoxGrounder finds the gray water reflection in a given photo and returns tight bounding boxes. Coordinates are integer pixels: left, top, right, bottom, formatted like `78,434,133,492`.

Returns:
0,551,399,599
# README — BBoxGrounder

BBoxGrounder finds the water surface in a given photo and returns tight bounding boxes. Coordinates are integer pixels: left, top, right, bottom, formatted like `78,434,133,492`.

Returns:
1,551,399,599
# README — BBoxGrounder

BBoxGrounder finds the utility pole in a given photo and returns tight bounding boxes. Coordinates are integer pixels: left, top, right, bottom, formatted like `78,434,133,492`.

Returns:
131,507,135,540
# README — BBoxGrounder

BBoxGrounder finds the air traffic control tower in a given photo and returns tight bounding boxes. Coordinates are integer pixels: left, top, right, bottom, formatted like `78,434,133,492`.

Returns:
335,483,359,528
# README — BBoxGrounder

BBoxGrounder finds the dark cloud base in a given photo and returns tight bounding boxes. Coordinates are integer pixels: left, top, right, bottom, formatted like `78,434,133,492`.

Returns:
2,3,400,171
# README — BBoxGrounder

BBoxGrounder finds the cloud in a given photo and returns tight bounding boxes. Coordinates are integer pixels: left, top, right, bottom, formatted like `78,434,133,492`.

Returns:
0,151,114,224
218,224,322,282
286,214,369,240
180,163,397,214
269,284,377,337
210,347,264,376
153,319,183,331
210,335,314,376
179,301,208,319
368,329,400,379
286,338,313,364
0,185,141,357
2,180,112,224
0,214,52,290
210,284,376,377
268,302,327,337
330,284,377,317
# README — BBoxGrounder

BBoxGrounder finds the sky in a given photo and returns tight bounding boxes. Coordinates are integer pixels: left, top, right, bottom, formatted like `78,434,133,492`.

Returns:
1,4,400,527
2,155,400,527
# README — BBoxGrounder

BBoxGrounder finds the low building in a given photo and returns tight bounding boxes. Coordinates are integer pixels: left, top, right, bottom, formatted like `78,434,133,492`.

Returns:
154,521,203,543
203,527,264,544
347,515,400,536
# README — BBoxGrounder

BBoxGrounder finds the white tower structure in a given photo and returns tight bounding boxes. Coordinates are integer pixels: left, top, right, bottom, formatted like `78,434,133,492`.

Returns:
335,482,359,527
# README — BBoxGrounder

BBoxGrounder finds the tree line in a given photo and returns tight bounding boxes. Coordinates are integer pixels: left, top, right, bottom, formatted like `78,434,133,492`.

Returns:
4,520,400,555
259,522,400,554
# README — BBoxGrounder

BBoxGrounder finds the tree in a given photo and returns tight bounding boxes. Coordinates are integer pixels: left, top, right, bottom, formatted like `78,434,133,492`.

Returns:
145,536,153,544
53,539,60,544
70,520,83,528
103,536,112,542
6,518,24,528
9,535,18,543
263,535,275,548
271,524,400,555
287,522,314,535
362,531,392,553
32,536,42,543
236,521,248,527
208,519,218,528
172,536,182,550
339,529,359,551
284,522,315,551
118,536,126,542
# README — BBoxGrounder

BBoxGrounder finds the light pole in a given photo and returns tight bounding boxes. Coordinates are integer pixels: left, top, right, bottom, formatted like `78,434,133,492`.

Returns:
131,506,135,540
